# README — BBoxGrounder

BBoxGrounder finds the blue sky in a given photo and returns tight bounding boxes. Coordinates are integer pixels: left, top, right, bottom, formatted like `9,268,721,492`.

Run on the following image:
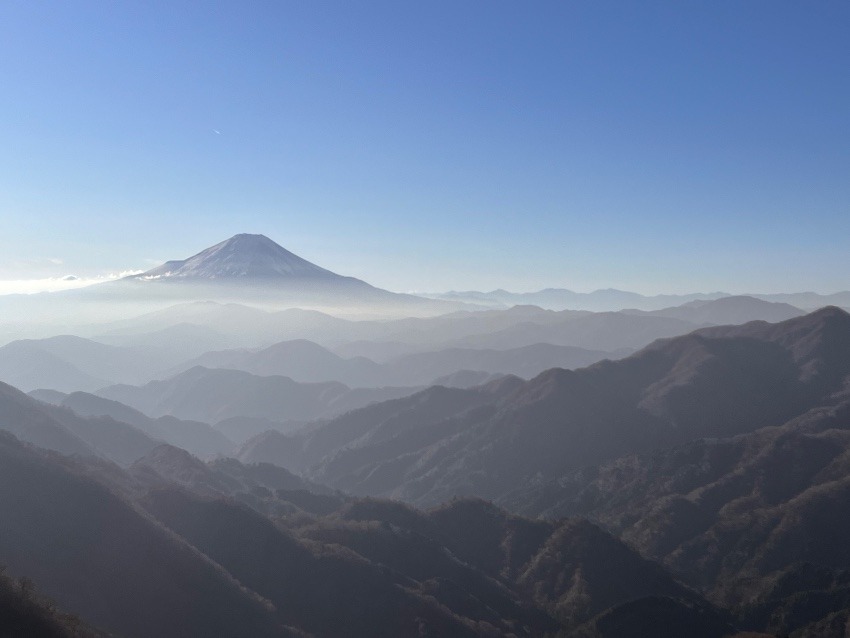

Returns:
0,1,848,294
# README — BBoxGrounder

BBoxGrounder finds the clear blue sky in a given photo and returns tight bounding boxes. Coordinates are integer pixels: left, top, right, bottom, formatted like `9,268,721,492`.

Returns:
0,1,848,294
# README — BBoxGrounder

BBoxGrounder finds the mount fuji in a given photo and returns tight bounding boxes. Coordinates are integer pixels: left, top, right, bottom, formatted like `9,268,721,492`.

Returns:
131,234,345,281
106,233,457,315
0,234,462,328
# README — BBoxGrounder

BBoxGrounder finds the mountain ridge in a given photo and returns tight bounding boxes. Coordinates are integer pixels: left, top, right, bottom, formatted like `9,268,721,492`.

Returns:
233,308,850,508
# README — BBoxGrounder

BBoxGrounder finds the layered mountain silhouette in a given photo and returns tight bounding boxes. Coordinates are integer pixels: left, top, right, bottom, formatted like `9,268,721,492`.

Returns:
0,335,182,392
0,432,298,638
0,338,107,393
428,287,850,312
623,295,805,325
57,391,233,457
174,338,621,387
227,306,850,635
1,230,848,638
0,295,804,396
508,397,850,635
0,428,736,637
96,366,421,430
234,307,850,507
0,381,159,464
3,302,850,635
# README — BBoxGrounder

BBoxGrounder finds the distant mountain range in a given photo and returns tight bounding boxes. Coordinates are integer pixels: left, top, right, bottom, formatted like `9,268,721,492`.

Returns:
34,390,233,457
0,295,803,394
426,287,850,312
0,232,842,337
227,306,850,634
237,307,850,506
4,305,850,635
0,335,189,392
174,339,624,388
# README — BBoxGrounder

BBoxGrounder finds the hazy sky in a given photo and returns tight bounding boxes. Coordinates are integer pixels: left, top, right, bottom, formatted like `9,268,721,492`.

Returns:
1,1,848,295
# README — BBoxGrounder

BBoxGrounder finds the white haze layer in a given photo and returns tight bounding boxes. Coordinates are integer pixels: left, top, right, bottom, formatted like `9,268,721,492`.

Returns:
0,271,144,295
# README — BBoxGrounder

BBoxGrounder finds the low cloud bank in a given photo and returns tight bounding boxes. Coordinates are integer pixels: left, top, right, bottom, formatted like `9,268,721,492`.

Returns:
0,271,143,295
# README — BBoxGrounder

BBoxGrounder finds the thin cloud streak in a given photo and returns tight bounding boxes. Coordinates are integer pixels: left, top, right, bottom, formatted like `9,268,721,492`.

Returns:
0,271,143,295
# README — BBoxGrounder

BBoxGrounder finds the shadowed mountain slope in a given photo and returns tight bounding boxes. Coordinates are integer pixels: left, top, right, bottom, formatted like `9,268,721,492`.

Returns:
141,488,515,637
0,566,105,638
129,444,335,517
568,596,737,638
315,497,731,635
2,381,161,465
0,382,94,457
61,391,233,457
27,388,68,405
0,423,737,637
141,484,731,638
236,378,524,476
0,432,295,638
504,398,850,636
234,308,850,509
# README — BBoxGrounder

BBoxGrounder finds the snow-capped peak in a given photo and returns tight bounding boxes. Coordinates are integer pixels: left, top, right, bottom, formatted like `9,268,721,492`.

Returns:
133,234,340,280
